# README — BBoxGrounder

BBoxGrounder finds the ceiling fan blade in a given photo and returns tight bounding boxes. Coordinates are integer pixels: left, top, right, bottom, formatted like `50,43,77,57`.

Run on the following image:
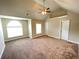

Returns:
47,8,50,10
46,11,51,13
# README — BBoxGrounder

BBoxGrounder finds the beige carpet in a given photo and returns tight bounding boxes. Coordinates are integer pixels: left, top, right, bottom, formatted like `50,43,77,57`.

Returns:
2,36,78,59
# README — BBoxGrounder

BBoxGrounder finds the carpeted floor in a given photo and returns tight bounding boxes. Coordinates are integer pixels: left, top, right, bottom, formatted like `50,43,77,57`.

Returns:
1,36,78,59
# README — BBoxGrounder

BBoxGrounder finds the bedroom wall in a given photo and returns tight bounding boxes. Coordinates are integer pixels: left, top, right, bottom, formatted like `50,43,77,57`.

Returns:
1,18,28,41
45,16,69,40
0,19,5,59
32,19,45,38
45,17,61,39
68,12,79,43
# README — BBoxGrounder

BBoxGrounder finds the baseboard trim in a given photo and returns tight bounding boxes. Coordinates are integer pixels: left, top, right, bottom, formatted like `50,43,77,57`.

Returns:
47,35,61,40
66,40,79,44
47,35,79,44
0,45,5,59
5,37,29,42
32,34,46,39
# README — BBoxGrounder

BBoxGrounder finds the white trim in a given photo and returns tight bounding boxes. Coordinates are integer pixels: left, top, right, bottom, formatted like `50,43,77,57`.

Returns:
57,15,68,18
0,15,31,20
0,45,5,59
47,35,61,40
66,40,79,44
47,35,79,44
0,18,5,59
5,36,29,42
32,34,46,38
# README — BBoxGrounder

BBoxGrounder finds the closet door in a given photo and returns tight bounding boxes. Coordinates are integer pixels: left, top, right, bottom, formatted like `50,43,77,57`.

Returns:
61,20,70,40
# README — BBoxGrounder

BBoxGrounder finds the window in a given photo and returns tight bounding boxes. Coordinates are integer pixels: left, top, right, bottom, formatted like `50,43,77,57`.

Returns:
7,21,23,38
36,24,42,34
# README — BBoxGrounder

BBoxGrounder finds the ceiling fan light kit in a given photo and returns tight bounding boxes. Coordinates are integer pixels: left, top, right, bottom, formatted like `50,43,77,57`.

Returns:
41,11,47,15
40,0,51,15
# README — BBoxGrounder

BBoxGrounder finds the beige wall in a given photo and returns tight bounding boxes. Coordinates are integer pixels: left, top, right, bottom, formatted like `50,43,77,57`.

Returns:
68,12,79,43
45,17,61,39
1,18,28,41
31,19,45,38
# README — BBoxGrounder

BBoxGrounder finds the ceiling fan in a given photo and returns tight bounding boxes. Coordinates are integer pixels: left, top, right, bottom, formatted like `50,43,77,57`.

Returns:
39,0,51,15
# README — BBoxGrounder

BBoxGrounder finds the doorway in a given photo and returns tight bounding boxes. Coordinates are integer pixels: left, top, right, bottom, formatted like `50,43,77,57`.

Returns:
61,20,70,40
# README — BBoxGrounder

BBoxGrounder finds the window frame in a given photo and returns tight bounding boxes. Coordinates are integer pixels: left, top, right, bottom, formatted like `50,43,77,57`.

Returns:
7,21,23,38
36,23,42,34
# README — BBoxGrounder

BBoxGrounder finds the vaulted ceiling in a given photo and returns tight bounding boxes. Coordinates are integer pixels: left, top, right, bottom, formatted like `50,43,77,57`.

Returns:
54,0,79,14
0,0,78,20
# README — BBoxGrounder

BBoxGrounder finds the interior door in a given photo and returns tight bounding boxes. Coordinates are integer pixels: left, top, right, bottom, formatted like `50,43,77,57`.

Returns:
61,20,70,40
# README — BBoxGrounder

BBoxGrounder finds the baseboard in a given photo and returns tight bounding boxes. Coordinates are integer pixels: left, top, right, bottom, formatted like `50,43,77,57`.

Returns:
66,40,79,44
47,35,60,40
47,35,79,44
0,45,5,59
5,36,29,42
32,34,46,39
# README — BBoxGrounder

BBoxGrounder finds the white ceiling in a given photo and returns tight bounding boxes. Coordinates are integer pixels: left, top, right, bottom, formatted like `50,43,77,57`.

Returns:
54,0,79,14
0,0,61,20
33,0,59,11
0,0,78,20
